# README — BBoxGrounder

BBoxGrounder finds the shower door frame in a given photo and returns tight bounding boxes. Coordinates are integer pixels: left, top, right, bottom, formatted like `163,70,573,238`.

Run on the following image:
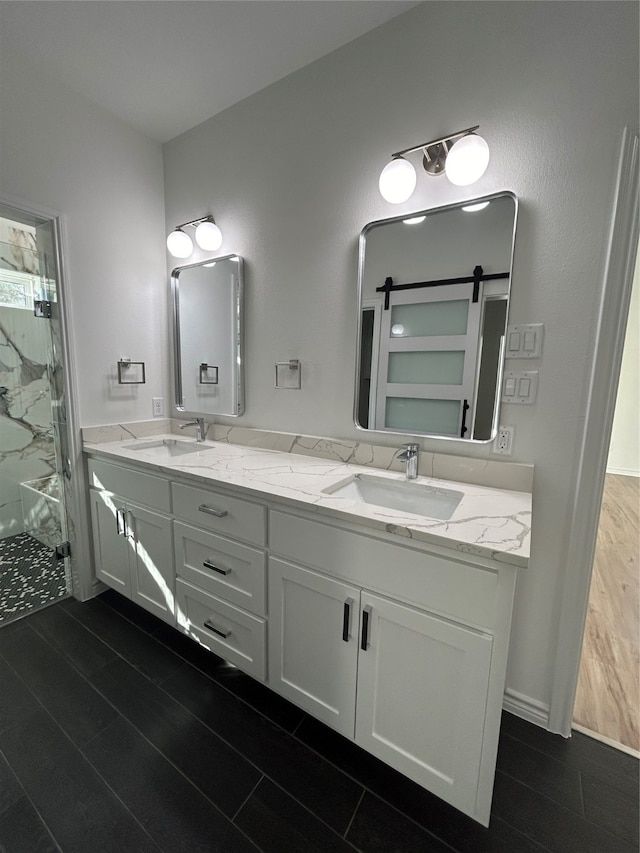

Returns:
1,193,92,602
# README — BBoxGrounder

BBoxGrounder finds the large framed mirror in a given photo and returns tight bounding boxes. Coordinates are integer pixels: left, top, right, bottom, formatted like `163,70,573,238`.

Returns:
355,192,517,442
171,254,244,417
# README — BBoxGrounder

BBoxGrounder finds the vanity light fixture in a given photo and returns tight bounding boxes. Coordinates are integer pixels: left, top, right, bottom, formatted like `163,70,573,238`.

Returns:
166,215,223,258
378,125,490,204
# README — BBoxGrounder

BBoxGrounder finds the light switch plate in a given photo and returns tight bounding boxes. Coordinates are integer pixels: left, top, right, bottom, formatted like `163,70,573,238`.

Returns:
505,324,544,359
501,371,538,404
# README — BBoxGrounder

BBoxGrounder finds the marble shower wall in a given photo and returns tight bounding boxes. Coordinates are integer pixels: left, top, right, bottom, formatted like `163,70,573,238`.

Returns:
0,304,57,538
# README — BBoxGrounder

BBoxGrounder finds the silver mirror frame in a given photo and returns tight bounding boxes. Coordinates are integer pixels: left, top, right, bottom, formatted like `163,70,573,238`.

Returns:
171,253,245,418
353,191,518,444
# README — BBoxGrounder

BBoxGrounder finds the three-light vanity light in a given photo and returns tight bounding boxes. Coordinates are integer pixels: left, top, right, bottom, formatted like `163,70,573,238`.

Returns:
379,125,490,204
166,215,223,259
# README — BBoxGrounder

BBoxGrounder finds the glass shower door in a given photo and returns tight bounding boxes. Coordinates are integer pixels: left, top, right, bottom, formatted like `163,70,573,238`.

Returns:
0,211,70,625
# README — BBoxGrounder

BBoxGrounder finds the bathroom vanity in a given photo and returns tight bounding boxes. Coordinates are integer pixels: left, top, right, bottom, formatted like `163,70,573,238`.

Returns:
84,432,530,826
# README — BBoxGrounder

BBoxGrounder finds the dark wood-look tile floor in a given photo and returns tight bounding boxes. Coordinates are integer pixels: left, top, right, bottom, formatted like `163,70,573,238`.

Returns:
0,591,637,853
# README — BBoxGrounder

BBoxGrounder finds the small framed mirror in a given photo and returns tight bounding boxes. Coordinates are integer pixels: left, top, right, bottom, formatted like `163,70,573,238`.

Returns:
355,192,517,442
171,254,244,417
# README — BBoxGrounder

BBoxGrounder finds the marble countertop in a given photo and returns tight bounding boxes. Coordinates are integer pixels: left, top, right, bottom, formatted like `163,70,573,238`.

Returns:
84,434,531,568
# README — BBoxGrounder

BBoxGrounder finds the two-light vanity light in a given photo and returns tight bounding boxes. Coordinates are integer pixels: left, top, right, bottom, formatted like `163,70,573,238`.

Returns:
379,125,490,204
166,215,223,259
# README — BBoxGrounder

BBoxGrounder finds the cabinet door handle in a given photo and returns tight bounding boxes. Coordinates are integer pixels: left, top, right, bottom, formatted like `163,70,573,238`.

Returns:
361,605,372,651
124,511,134,539
203,559,231,576
198,504,228,518
342,597,353,642
203,618,231,639
115,508,125,536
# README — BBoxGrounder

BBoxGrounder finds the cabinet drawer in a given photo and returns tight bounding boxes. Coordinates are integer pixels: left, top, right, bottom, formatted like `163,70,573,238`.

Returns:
174,521,266,615
176,578,266,681
270,511,498,629
172,482,266,546
87,458,171,513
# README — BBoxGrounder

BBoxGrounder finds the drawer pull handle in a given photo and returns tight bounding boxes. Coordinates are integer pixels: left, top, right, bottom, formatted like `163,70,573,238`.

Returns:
198,504,228,518
204,618,231,639
116,508,125,537
203,559,231,576
342,597,353,642
361,605,372,651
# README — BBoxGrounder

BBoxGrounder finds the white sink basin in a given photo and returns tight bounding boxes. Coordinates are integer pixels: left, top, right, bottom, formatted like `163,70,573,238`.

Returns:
123,438,213,458
324,473,463,520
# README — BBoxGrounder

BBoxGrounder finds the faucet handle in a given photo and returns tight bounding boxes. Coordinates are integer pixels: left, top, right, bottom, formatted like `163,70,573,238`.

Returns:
402,443,419,453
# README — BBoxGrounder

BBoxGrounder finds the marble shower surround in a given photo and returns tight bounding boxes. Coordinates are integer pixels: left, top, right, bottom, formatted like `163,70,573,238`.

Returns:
81,419,533,494
0,306,58,537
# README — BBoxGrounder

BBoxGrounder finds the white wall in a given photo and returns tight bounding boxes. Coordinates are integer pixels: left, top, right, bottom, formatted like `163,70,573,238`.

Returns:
163,2,639,719
608,248,639,476
0,49,167,426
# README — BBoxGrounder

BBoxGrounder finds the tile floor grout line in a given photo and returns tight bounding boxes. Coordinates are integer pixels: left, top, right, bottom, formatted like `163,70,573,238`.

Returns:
76,713,262,853
0,783,65,853
22,604,283,817
499,728,639,788
0,665,162,853
231,774,264,822
233,775,366,853
341,787,365,841
492,769,636,852
495,762,638,829
79,595,306,735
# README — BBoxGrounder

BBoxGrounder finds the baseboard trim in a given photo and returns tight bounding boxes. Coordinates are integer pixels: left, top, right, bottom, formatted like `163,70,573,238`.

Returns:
503,688,551,730
605,467,640,478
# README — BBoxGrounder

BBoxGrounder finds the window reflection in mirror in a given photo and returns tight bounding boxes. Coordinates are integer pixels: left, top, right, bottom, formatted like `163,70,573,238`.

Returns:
171,254,244,417
355,193,517,442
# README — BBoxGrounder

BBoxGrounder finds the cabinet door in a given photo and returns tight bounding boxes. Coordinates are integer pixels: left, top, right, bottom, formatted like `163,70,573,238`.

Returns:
268,558,360,737
126,503,175,625
89,488,130,596
355,592,493,819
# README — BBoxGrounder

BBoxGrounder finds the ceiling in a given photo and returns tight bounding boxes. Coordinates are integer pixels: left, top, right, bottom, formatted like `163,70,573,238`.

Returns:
0,1,419,143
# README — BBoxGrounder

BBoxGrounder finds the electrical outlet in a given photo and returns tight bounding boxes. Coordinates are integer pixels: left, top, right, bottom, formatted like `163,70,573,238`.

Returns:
493,425,514,456
152,397,164,417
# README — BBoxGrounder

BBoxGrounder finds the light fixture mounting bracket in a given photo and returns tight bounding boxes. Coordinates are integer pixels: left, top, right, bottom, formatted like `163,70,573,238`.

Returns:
392,124,480,171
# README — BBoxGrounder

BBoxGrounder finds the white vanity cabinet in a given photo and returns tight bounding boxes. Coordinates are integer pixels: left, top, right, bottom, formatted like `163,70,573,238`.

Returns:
268,509,516,825
87,459,174,625
85,447,523,827
172,481,268,681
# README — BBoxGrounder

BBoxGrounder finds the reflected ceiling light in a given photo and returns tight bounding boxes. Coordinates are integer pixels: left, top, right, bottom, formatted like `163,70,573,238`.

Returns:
166,215,223,259
403,215,426,225
462,201,490,213
378,126,490,203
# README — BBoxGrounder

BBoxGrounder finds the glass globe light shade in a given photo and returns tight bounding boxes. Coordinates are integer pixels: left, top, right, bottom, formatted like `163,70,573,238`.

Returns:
195,220,223,251
378,157,417,204
166,229,193,258
445,134,490,186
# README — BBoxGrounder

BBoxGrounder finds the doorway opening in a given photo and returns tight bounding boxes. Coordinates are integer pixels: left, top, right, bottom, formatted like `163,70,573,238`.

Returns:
572,247,639,756
0,203,72,625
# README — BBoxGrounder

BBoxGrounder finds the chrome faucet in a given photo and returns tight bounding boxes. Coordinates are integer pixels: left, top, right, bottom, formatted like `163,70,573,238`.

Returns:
395,443,419,480
179,418,206,442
